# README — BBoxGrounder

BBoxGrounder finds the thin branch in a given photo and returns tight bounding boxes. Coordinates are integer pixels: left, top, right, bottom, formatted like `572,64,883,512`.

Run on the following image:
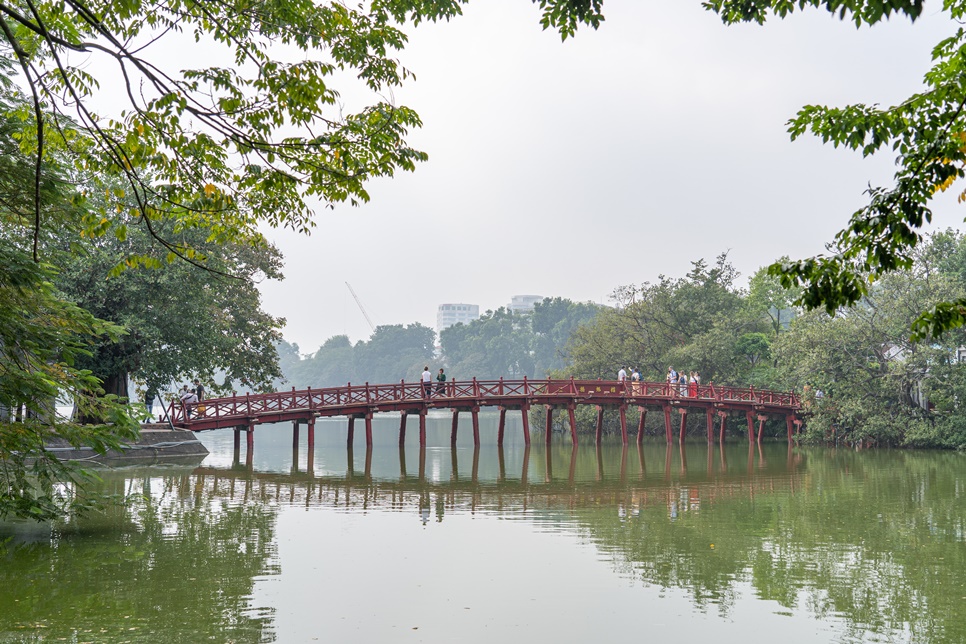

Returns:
0,15,44,262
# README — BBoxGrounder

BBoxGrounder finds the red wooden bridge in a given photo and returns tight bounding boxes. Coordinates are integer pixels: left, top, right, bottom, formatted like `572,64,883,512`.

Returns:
169,378,801,454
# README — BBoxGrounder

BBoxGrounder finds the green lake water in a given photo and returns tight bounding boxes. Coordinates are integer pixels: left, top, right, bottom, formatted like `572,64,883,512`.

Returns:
2,412,966,643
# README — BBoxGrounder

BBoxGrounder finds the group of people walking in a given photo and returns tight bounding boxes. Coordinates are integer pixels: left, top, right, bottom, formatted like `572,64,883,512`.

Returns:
666,366,701,397
616,365,702,397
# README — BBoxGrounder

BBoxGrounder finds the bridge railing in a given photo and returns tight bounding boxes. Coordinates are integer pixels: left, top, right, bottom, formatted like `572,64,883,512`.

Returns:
170,379,800,426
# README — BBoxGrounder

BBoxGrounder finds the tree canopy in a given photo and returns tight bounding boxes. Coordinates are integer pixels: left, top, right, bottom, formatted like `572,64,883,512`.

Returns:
704,0,966,339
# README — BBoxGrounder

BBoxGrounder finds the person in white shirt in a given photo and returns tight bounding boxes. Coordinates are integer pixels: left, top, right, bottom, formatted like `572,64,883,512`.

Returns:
180,385,198,418
618,366,627,382
421,366,432,398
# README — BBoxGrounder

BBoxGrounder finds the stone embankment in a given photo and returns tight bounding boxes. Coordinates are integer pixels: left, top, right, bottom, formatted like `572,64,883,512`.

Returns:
46,424,208,463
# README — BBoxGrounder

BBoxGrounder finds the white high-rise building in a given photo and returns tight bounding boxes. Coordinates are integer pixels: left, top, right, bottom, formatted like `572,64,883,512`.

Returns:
437,303,480,332
509,294,544,314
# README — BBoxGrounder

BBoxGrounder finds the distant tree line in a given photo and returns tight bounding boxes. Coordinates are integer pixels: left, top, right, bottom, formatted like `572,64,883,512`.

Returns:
277,297,603,388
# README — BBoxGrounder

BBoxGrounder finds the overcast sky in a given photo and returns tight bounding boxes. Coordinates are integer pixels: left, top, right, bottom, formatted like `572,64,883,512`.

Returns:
257,1,960,353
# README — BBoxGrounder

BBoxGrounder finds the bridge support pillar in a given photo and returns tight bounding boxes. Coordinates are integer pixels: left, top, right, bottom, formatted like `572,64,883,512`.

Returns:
246,424,254,468
745,410,755,443
451,410,459,447
568,405,578,447
307,417,315,469
365,412,373,448
419,409,427,448
786,414,795,443
637,407,647,444
347,416,355,449
706,408,714,443
233,426,241,462
679,409,687,443
472,407,480,447
619,405,628,445
292,420,299,449
718,411,727,442
521,404,531,446
545,405,554,446
757,415,768,443
497,407,506,446
663,404,672,443
399,411,408,447
595,406,604,445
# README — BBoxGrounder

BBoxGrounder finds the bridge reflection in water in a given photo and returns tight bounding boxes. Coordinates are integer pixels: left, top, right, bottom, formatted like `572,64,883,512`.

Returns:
190,439,804,523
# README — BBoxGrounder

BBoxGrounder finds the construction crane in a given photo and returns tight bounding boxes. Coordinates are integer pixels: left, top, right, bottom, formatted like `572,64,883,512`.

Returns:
345,282,376,332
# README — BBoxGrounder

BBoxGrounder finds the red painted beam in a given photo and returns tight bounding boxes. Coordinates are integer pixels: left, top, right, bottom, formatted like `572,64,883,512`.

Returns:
568,405,578,447
619,405,628,446
521,404,531,446
595,406,604,445
545,405,554,446
472,407,480,447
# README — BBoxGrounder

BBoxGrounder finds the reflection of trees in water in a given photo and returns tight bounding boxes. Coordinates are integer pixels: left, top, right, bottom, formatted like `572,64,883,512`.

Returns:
574,448,966,643
0,468,280,643
198,444,966,642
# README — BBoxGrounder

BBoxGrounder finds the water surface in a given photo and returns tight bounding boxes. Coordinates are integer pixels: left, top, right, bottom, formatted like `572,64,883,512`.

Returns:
1,413,964,643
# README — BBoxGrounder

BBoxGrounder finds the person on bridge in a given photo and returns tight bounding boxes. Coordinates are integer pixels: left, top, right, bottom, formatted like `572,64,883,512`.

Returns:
678,371,688,397
667,367,677,395
422,366,432,398
689,372,698,398
618,366,627,382
180,385,198,418
193,378,205,401
631,368,641,394
435,368,447,396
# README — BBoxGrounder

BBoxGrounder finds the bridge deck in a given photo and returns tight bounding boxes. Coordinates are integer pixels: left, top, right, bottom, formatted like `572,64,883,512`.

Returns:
169,379,800,447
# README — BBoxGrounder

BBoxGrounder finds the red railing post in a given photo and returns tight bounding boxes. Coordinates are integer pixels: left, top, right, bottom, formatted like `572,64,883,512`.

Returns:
499,377,504,396
473,377,480,398
570,376,576,395
400,379,405,401
245,392,251,417
365,382,371,404
523,375,529,395
308,386,314,410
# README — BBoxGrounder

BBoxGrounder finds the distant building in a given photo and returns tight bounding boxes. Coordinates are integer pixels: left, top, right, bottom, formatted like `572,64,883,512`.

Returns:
509,294,544,314
437,303,480,332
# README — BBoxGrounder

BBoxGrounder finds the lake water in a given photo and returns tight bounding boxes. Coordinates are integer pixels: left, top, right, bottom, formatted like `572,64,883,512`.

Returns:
1,412,965,643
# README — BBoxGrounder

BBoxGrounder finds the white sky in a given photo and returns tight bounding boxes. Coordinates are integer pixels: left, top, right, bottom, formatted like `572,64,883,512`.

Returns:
256,0,962,353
